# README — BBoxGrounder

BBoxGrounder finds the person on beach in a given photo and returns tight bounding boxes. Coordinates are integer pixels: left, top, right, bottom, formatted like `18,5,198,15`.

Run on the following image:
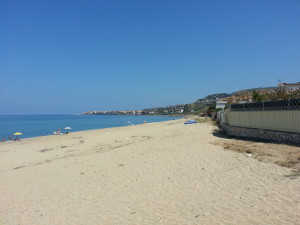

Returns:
2,137,5,142
8,135,12,140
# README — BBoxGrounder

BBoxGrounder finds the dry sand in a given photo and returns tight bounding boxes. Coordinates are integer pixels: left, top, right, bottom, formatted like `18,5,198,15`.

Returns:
0,119,299,225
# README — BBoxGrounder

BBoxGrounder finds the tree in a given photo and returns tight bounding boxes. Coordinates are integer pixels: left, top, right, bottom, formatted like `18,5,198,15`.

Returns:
252,90,263,102
183,104,189,113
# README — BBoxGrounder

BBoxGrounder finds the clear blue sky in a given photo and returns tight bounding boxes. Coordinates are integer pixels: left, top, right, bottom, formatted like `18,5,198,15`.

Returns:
1,0,300,114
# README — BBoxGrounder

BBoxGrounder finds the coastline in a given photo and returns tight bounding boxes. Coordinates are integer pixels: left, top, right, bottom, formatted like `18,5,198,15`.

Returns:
0,118,299,225
0,114,182,140
3,118,182,142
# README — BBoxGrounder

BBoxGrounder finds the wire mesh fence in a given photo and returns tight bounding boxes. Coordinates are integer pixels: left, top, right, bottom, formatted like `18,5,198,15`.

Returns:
229,98,300,111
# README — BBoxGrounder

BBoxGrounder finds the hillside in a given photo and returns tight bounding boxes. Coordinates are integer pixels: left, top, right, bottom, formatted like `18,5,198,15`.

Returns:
142,93,231,115
232,87,275,95
82,86,277,116
142,87,276,115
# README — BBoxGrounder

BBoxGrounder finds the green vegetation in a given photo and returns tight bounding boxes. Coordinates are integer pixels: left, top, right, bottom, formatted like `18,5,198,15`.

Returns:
252,90,263,102
195,117,219,126
252,89,300,102
195,118,210,123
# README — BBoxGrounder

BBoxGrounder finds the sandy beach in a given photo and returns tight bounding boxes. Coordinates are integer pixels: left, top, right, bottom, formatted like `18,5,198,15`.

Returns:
0,119,299,225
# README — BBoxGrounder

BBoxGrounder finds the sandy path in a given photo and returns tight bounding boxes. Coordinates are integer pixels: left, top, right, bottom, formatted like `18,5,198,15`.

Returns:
0,119,299,225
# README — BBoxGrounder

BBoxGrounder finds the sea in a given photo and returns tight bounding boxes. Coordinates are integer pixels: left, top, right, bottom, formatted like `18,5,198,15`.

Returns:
0,115,180,139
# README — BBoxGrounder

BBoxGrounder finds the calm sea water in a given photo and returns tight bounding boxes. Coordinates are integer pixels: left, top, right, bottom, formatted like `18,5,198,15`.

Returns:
0,115,180,139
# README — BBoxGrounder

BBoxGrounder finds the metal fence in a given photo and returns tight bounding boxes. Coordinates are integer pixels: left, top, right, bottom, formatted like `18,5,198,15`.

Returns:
217,98,300,133
229,98,300,111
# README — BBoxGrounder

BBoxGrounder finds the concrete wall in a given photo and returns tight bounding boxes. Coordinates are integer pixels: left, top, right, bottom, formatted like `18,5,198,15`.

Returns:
217,110,225,123
220,122,300,145
225,110,300,133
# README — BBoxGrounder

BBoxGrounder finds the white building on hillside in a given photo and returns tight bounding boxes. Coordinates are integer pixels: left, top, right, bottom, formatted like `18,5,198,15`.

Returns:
216,99,227,109
279,82,300,91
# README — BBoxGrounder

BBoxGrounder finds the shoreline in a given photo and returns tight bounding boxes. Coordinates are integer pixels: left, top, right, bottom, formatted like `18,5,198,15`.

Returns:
4,119,182,142
0,115,182,140
0,118,299,225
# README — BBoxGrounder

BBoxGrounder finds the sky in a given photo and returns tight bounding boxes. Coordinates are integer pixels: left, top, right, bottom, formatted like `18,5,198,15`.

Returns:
1,0,300,114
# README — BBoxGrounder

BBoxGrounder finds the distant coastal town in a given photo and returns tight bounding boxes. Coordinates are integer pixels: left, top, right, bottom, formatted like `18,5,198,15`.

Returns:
82,110,145,116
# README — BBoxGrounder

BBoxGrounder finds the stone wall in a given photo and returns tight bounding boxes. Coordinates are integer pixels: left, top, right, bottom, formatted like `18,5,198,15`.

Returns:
220,122,300,145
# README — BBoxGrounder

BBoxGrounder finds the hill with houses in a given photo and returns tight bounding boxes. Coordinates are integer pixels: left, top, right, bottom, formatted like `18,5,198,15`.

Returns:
82,87,276,116
82,82,300,116
141,87,279,115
